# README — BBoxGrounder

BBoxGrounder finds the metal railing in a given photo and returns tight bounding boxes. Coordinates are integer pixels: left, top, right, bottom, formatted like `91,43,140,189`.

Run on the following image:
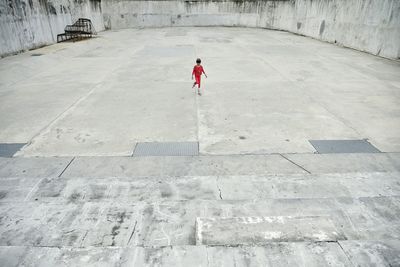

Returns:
57,18,97,43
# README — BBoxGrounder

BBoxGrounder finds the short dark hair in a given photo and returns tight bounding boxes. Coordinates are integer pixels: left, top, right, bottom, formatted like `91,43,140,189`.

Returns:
196,58,201,63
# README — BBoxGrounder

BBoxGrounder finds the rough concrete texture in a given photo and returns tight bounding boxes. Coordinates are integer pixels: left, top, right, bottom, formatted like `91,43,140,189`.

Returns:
0,27,400,265
196,216,346,245
0,243,357,266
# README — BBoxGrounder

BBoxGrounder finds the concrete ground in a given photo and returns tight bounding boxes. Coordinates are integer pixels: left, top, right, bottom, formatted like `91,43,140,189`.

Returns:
0,27,400,266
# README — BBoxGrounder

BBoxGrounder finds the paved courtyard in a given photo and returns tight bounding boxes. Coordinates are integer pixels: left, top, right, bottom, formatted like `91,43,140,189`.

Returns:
0,27,400,266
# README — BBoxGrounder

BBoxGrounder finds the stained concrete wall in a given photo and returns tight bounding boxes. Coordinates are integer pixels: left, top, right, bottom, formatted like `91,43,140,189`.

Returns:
0,0,104,57
285,0,400,59
102,0,400,59
1,0,399,59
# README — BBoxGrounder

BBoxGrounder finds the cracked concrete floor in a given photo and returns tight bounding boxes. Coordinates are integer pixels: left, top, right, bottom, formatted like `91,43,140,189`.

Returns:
0,27,400,266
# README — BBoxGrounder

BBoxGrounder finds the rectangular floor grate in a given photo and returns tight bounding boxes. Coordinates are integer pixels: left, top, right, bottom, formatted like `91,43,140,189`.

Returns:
133,142,199,156
309,140,381,154
0,143,26,157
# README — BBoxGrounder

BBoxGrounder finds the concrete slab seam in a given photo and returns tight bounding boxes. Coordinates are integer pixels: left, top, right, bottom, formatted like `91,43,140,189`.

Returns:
245,46,293,83
127,220,138,246
0,242,374,250
337,240,357,267
79,230,89,248
296,83,364,138
16,82,105,156
193,34,202,151
279,154,312,174
58,157,76,178
2,55,65,88
255,53,365,140
23,176,47,202
206,246,211,266
195,83,201,152
197,152,400,156
14,52,138,156
131,143,138,157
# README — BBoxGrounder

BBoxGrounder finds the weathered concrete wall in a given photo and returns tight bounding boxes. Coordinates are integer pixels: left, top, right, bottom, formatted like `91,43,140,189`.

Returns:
1,0,399,59
0,0,104,57
102,0,400,59
289,0,400,59
101,0,291,29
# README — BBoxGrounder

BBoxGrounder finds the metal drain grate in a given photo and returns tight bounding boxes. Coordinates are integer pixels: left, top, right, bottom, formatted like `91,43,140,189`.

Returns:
309,140,381,154
0,143,26,157
133,142,199,156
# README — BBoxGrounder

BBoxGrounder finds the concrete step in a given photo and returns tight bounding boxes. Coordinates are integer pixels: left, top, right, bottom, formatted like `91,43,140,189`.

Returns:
2,172,399,203
0,157,73,178
195,216,346,245
0,154,399,266
0,243,350,267
0,197,399,247
1,240,400,267
1,153,399,179
63,153,400,177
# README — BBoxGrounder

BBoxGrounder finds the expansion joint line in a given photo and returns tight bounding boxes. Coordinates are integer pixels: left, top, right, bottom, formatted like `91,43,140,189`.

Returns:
279,154,311,174
193,35,201,145
206,246,210,267
127,221,138,246
79,230,89,247
23,157,76,201
22,57,132,153
336,241,356,267
58,157,76,177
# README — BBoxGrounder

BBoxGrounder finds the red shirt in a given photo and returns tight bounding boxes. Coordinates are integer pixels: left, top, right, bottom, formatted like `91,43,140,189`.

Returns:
192,65,204,77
